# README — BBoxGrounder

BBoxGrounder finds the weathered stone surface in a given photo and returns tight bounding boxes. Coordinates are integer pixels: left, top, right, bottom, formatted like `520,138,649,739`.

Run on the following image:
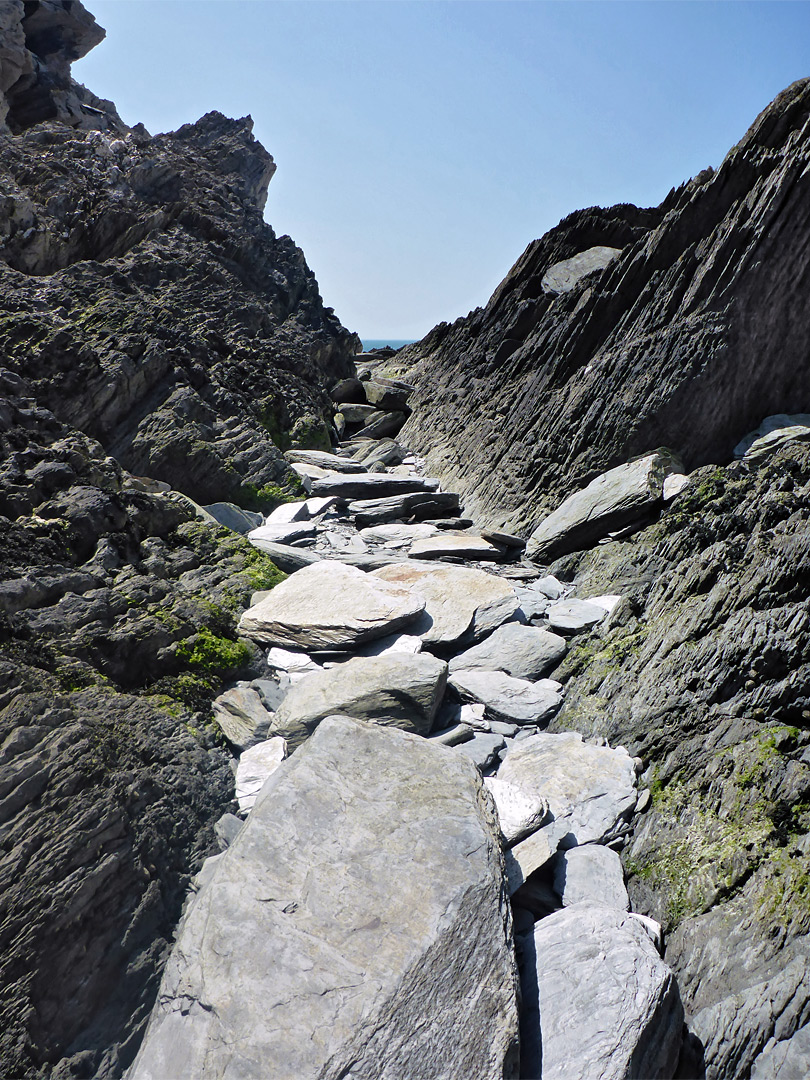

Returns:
485,776,551,845
526,450,682,561
338,402,377,424
247,521,317,545
265,500,310,523
541,245,623,295
551,844,630,910
499,732,637,847
129,716,519,1080
454,731,506,771
202,502,263,534
360,522,440,543
351,490,461,526
349,632,423,657
350,437,407,467
270,653,448,748
330,377,366,404
238,561,424,649
546,598,607,633
211,687,274,751
449,669,563,725
448,623,567,679
518,903,683,1080
246,537,321,571
409,532,505,561
355,409,408,439
751,1023,810,1079
733,412,810,459
363,378,413,411
283,449,367,473
235,738,286,814
310,473,434,500
372,563,519,650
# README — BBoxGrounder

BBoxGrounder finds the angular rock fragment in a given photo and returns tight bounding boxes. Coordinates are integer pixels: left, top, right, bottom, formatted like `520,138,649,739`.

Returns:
350,437,407,467
485,776,550,845
454,731,506,771
245,538,321,572
356,409,408,439
409,533,506,561
448,623,567,679
372,563,519,650
238,561,424,649
546,598,607,633
551,844,629,910
235,738,286,814
202,502,263,534
541,245,623,295
360,523,441,543
338,402,377,424
283,449,367,473
526,449,682,561
211,687,274,751
129,716,519,1080
265,500,311,524
449,669,563,725
351,490,461,526
271,653,448,748
733,412,810,460
363,378,413,411
518,903,683,1080
310,473,435,500
247,522,317,545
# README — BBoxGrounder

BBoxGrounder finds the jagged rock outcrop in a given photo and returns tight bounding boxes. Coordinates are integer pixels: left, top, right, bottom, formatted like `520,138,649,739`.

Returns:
399,78,810,532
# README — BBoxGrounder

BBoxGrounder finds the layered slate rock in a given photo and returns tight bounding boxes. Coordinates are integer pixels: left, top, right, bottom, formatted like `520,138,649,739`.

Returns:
449,669,562,725
409,532,505,561
372,563,519,651
399,80,810,531
541,245,623,295
551,845,630,910
270,653,448,748
129,716,520,1080
237,561,424,649
448,623,567,679
518,903,683,1080
525,450,682,561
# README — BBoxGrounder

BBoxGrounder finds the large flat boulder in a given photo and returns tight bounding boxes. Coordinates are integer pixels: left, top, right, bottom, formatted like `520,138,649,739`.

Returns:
129,716,519,1080
270,653,448,748
449,669,563,725
409,533,505,561
448,623,567,679
372,563,519,651
525,449,682,561
309,473,435,500
237,561,424,649
351,490,460,525
283,449,367,473
518,903,683,1080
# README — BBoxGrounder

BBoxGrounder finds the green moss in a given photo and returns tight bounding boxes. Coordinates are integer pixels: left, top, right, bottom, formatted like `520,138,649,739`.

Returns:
235,482,297,512
289,412,332,453
176,628,251,676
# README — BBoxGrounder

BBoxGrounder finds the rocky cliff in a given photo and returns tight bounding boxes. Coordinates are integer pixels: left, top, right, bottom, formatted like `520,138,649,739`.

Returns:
399,78,810,533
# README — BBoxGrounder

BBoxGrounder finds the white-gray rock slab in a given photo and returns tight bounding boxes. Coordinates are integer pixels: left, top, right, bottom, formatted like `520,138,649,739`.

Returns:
552,844,629,910
211,687,274,751
485,775,550,845
245,538,321,572
266,647,321,675
526,449,682,561
372,563,519,650
349,632,423,657
454,732,506,771
270,652,448,748
202,502,263,534
128,716,519,1080
408,533,505,561
265,500,311,524
284,449,367,473
248,522,317,545
663,473,691,500
310,473,435,500
498,732,637,849
519,903,683,1080
532,575,566,599
546,598,607,633
350,490,461,526
449,669,562,725
448,623,567,680
359,523,441,543
303,495,342,517
235,737,286,815
238,561,424,649
733,413,810,460
541,245,622,295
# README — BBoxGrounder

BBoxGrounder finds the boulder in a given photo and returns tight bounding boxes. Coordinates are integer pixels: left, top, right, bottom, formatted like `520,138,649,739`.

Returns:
265,500,311,524
247,522,317,545
355,410,408,440
202,502,264,534
128,716,519,1080
237,561,424,649
310,473,435,500
518,903,683,1080
349,632,423,657
525,450,683,561
448,623,567,680
541,245,623,295
351,490,461,526
454,732,506,772
409,533,506,561
484,776,550,845
372,563,519,651
329,376,366,404
211,687,274,751
303,495,342,516
350,437,407,467
733,413,810,460
235,738,287,814
245,538,321,572
449,669,563,725
499,732,638,850
283,449,367,473
751,1024,810,1079
270,653,448,748
363,378,412,411
551,844,629,910
360,523,441,543
338,402,377,424
545,598,607,633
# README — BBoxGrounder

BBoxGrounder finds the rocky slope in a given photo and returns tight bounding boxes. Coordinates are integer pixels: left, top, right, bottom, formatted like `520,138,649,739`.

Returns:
399,78,810,533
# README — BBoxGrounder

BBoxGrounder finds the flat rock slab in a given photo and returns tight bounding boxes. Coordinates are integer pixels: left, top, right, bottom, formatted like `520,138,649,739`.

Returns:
733,412,810,458
356,410,408,440
526,449,682,562
519,903,683,1080
283,449,367,473
545,598,607,633
498,732,637,849
363,379,412,411
202,502,263,535
351,490,460,526
372,563,519,651
338,402,377,424
409,533,505,561
129,716,519,1080
485,776,550,845
551,844,629,910
541,245,623,296
448,623,567,680
246,538,321,572
360,523,441,543
211,687,274,751
454,731,506,772
271,653,448,748
265,500,311,524
310,474,434,500
248,522,317,545
351,437,406,467
235,738,286,815
238,561,424,649
449,669,562,725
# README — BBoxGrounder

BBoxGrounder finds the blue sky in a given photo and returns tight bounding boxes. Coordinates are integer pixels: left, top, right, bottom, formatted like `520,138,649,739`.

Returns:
76,1,810,339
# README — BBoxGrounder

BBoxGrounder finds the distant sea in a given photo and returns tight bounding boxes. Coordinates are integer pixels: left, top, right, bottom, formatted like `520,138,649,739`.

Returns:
361,339,416,352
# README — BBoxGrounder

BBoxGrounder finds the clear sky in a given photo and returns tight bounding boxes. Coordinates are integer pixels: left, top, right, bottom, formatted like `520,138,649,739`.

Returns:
75,1,810,340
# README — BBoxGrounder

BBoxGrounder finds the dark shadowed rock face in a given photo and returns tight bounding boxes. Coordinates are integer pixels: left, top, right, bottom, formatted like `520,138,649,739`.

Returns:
400,78,810,532
547,442,810,1077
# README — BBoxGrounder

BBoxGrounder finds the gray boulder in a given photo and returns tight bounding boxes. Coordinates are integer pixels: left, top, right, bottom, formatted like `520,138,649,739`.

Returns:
541,245,623,295
128,716,519,1080
454,732,506,772
284,449,367,473
310,473,435,500
484,776,550,845
518,903,683,1080
360,523,441,543
246,538,321,572
211,687,274,751
356,409,408,440
372,563,519,650
751,1023,810,1079
265,500,311,524
545,598,607,633
235,738,287,814
363,378,413,411
247,522,317,545
351,490,461,525
202,502,264,534
733,413,810,460
449,669,562,725
448,623,567,679
551,844,629,910
409,533,505,561
238,561,424,649
270,653,448,748
350,437,407,467
525,449,682,561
